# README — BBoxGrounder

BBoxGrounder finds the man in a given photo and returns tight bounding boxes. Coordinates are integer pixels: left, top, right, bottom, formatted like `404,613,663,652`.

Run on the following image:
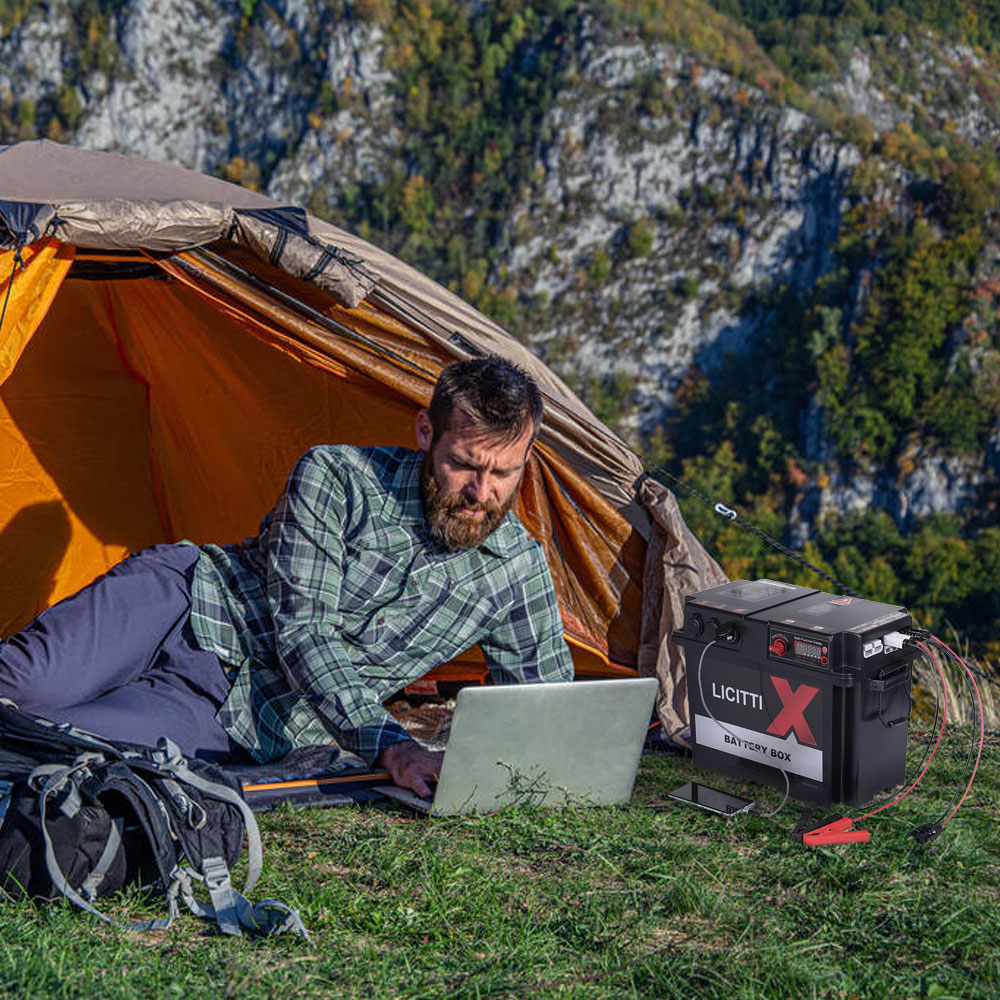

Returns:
0,357,573,796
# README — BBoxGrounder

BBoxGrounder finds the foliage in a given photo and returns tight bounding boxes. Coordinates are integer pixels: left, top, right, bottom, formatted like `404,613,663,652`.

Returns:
624,216,656,258
819,214,985,462
710,0,1000,58
607,0,784,92
0,0,125,142
0,0,43,37
327,0,582,312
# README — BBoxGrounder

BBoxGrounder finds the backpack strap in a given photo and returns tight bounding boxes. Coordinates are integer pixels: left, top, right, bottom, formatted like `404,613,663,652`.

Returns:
26,739,310,940
175,857,313,943
142,739,264,892
140,740,309,941
0,701,127,760
32,758,176,932
79,817,124,902
83,761,180,887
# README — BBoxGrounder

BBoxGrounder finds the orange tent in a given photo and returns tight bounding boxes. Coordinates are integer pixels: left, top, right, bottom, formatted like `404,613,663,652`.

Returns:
0,141,725,741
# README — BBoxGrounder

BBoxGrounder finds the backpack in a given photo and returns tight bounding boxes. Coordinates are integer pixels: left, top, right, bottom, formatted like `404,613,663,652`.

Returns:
0,699,310,940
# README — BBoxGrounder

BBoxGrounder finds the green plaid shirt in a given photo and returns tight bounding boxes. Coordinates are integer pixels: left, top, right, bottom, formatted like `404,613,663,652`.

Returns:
188,445,572,764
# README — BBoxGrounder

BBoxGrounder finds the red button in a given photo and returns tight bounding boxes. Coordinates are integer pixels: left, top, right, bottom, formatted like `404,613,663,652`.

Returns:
769,637,788,656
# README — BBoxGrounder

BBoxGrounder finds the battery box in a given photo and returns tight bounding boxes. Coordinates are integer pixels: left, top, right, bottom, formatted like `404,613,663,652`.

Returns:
671,579,920,807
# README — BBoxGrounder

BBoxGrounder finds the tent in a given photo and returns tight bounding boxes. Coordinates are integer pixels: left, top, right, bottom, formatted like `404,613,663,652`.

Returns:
0,140,726,744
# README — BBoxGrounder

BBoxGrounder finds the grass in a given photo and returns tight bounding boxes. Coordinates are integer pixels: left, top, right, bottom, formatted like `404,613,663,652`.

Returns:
1,729,997,999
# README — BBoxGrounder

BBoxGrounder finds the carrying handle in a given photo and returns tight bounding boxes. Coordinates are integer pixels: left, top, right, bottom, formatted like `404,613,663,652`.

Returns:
871,665,912,729
868,663,910,692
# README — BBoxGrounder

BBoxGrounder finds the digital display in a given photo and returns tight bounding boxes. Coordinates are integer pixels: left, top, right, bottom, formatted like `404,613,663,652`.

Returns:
794,639,822,659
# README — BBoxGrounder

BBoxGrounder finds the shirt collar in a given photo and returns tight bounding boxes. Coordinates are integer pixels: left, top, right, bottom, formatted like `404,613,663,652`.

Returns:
386,448,521,558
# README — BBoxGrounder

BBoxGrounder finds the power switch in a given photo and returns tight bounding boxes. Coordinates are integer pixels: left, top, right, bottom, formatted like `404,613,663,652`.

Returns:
769,635,788,656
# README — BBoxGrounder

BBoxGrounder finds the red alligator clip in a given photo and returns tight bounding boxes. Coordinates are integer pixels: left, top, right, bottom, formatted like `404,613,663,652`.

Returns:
793,813,870,846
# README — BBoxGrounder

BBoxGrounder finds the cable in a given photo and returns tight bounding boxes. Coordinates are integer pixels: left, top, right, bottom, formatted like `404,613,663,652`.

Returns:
0,243,25,337
904,649,942,792
693,638,790,818
926,641,978,824
645,462,865,599
929,637,985,826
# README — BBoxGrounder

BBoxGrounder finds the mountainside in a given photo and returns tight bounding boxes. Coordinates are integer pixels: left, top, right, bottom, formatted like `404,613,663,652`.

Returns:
2,0,1000,652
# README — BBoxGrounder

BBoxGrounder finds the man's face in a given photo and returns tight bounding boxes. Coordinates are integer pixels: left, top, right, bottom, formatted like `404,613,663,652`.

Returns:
416,409,533,550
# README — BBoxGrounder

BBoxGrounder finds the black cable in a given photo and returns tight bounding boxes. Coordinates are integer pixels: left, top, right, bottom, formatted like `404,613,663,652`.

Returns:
929,653,1000,689
694,638,790,818
0,243,25,336
848,649,941,815
646,462,865,599
912,651,943,787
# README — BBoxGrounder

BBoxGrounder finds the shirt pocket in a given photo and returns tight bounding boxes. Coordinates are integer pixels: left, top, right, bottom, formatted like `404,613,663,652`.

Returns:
339,530,414,610
351,575,498,660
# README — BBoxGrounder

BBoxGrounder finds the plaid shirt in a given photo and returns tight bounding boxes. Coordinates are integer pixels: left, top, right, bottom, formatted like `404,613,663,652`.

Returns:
188,445,573,764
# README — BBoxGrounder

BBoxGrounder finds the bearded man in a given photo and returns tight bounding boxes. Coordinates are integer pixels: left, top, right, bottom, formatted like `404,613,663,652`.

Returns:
0,358,573,795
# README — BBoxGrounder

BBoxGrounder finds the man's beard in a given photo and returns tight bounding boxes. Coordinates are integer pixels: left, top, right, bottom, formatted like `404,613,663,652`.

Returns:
421,453,514,551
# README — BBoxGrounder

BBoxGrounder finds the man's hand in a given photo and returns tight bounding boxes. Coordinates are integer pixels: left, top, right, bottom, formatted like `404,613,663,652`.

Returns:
379,740,443,799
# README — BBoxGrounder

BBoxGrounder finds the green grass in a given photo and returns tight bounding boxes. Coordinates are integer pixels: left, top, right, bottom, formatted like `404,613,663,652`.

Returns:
1,730,997,999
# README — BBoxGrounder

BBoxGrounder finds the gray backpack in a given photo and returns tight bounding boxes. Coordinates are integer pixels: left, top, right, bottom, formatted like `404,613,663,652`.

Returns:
0,699,310,940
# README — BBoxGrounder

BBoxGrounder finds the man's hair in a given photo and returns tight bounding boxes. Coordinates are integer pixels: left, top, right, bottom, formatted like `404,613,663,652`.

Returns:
428,357,543,444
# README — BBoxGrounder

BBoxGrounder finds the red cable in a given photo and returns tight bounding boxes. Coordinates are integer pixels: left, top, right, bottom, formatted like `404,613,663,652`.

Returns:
853,640,948,823
930,637,985,825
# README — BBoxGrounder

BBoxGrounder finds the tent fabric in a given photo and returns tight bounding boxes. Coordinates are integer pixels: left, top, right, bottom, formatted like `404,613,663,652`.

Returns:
0,239,74,384
0,141,727,740
0,143,644,517
0,200,49,247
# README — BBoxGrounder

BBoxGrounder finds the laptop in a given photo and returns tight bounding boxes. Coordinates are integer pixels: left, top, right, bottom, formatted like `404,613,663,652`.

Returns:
375,677,658,815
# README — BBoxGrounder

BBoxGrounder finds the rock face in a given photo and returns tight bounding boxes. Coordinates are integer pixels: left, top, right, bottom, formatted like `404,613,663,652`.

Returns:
497,37,862,431
75,0,230,171
267,16,400,209
1,0,998,540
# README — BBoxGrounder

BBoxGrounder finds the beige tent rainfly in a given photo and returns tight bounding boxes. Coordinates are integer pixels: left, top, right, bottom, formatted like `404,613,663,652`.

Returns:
0,140,726,743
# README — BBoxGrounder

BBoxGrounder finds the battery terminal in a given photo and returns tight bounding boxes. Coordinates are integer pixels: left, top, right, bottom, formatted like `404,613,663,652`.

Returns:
883,631,908,652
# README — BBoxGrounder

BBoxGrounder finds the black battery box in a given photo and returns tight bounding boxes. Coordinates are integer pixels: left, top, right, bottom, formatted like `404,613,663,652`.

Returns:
671,579,920,808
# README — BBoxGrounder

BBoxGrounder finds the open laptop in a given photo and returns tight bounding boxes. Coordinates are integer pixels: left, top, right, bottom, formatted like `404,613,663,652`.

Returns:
375,677,658,815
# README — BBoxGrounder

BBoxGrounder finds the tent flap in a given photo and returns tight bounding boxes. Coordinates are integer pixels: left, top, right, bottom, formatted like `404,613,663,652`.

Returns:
235,212,378,308
637,477,727,743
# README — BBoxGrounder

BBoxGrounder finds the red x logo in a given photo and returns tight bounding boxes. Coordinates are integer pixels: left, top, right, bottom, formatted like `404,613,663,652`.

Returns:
766,677,819,746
